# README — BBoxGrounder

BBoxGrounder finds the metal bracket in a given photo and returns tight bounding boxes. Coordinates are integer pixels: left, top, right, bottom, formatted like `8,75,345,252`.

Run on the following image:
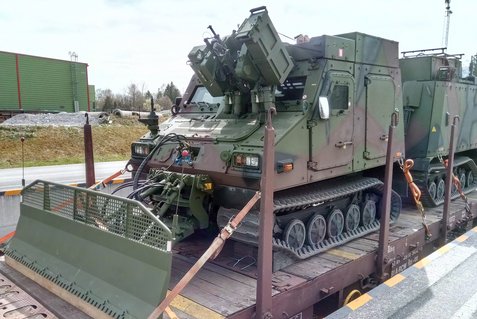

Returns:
307,161,319,171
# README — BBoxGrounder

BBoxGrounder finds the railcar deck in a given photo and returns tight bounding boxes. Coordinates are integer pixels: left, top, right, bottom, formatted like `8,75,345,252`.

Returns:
326,225,477,318
0,193,475,319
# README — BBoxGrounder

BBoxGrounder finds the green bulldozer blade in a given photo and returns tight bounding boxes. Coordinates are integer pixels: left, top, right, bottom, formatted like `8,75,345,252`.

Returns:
4,180,173,319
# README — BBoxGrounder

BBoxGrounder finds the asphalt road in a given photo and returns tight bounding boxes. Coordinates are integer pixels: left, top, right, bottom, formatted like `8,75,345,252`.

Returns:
0,161,130,191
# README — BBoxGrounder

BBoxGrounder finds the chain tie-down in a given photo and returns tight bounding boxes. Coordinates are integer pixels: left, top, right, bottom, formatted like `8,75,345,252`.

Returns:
439,156,472,218
399,157,432,240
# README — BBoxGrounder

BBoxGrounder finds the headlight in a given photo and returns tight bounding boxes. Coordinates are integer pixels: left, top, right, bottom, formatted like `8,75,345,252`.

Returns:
233,153,260,169
133,143,150,156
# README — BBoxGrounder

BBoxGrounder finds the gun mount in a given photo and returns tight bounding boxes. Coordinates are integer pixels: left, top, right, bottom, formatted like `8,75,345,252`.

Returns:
187,6,294,116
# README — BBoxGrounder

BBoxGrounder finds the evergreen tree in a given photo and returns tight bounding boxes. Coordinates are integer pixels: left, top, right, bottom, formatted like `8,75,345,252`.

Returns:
163,82,181,103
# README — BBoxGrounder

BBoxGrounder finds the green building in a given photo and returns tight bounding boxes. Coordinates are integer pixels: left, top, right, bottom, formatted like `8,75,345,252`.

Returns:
0,51,91,113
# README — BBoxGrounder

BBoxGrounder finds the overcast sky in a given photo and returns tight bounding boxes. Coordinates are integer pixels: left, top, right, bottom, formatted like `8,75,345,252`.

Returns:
1,0,475,94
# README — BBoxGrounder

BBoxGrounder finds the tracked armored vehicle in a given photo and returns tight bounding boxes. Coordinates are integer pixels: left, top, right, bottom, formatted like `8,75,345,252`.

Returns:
400,48,477,207
129,7,405,257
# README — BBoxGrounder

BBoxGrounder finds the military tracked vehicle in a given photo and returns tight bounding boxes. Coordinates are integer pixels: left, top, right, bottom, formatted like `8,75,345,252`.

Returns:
129,7,477,256
400,48,477,207
129,6,407,258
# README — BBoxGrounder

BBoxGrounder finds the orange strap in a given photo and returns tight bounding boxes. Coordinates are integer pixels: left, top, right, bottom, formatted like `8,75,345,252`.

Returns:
400,158,431,239
402,159,422,203
443,159,471,216
0,231,15,244
90,169,126,190
443,159,464,197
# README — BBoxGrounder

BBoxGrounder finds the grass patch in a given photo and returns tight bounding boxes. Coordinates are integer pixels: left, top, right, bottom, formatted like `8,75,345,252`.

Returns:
0,118,149,169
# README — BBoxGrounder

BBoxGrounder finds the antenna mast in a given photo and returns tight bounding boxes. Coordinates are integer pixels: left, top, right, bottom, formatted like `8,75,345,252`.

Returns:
442,0,452,50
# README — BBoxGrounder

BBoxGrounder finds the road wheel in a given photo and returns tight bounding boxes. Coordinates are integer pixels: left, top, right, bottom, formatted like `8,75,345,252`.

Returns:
327,209,344,238
306,214,326,245
283,219,306,249
361,200,376,226
428,180,437,200
345,204,360,232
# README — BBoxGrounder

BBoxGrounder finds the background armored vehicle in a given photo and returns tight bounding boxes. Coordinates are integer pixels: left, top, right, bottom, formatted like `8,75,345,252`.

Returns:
400,48,477,206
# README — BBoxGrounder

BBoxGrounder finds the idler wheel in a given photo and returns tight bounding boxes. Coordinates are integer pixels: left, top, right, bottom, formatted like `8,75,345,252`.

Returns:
436,178,445,200
306,213,326,245
361,200,376,226
345,204,360,232
283,219,306,249
428,181,437,200
327,209,344,238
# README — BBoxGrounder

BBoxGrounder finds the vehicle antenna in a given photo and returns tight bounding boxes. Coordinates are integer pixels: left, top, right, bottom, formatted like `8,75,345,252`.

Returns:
442,0,452,51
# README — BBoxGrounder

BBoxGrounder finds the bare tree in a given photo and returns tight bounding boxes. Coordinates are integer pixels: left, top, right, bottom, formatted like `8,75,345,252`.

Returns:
157,96,173,110
127,83,145,111
95,80,181,112
96,89,114,112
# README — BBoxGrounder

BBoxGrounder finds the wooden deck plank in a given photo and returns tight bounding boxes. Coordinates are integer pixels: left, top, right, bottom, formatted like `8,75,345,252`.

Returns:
172,258,259,301
345,238,379,252
328,245,370,259
281,253,347,280
175,254,258,288
169,265,253,315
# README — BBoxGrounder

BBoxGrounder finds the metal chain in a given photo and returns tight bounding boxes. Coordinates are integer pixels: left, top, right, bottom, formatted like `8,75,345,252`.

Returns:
398,156,432,240
439,157,472,218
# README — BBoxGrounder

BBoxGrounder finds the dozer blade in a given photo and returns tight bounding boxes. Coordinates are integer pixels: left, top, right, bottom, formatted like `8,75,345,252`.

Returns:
4,180,173,319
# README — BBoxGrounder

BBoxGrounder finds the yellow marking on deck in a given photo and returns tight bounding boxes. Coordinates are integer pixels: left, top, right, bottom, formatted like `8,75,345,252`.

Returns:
69,183,78,187
432,126,437,132
327,248,361,260
472,226,477,233
112,179,124,184
165,306,179,319
436,245,451,255
347,293,372,311
384,273,405,287
4,189,22,196
414,257,431,269
456,234,469,242
167,291,225,319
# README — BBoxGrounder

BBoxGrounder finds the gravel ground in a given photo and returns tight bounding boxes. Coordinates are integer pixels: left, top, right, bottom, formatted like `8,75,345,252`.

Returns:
1,112,109,127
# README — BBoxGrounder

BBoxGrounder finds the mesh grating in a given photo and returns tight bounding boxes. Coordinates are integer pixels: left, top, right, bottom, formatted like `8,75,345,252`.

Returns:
22,180,172,252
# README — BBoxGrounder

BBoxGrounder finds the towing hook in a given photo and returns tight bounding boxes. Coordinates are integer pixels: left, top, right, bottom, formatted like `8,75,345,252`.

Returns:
85,112,89,125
